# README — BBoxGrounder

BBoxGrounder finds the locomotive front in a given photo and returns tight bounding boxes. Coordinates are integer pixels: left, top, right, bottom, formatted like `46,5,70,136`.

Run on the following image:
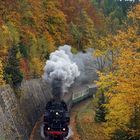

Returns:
42,79,70,140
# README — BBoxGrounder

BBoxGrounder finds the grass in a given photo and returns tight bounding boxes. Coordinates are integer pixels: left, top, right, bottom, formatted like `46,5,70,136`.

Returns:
76,100,108,140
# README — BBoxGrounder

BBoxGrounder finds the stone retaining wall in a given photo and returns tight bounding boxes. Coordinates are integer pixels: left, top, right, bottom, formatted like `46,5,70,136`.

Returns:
0,79,52,140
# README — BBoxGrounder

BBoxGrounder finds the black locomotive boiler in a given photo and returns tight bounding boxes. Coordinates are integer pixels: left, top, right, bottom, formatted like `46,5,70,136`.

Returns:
43,99,70,140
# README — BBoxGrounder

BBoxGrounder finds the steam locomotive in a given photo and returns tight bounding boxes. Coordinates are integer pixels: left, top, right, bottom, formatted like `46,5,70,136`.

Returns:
43,99,70,140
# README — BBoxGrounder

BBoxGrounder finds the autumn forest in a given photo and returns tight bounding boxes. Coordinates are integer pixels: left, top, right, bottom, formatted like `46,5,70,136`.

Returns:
0,0,140,139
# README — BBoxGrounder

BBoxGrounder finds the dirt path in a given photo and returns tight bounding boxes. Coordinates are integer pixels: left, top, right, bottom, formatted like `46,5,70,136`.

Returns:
30,115,43,140
29,99,91,140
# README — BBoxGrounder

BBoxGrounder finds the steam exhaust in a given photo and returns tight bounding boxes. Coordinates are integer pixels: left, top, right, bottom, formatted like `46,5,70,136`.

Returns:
43,45,80,98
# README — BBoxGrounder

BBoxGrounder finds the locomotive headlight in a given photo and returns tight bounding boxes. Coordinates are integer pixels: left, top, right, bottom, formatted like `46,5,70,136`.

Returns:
56,112,59,115
48,127,50,130
63,128,66,131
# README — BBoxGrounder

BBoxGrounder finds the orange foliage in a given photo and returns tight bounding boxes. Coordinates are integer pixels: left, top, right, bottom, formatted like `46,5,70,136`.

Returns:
20,58,30,79
59,0,99,26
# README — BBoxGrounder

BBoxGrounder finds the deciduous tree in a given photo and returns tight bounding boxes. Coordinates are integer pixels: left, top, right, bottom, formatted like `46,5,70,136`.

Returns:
96,4,140,139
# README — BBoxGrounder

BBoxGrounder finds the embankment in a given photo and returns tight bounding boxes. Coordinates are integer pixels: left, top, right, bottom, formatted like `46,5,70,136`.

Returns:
0,79,52,140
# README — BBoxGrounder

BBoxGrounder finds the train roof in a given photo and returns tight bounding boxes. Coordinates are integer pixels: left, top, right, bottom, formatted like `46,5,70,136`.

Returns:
71,83,96,93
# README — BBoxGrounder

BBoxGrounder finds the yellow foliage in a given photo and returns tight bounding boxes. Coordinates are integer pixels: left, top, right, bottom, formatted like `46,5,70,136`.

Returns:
0,24,12,57
30,57,44,77
43,0,69,46
0,59,5,86
104,28,140,139
94,49,104,57
96,4,140,139
128,4,140,20
96,72,115,93
44,31,56,54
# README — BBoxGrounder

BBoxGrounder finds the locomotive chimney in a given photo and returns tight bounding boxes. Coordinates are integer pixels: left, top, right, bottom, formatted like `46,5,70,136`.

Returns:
51,78,63,101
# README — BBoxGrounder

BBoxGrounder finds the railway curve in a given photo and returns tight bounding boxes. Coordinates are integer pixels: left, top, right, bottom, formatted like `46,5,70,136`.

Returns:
29,84,97,140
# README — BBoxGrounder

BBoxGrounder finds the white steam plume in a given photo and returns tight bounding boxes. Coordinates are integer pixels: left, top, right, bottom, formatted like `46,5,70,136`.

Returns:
42,45,80,92
73,49,98,84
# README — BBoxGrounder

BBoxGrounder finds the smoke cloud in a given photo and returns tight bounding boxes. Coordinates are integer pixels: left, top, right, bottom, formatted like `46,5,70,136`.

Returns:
73,49,98,84
43,45,98,97
43,45,80,93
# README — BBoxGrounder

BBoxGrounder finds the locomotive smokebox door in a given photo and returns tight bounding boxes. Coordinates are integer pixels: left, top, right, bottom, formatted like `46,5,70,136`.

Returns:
43,99,70,139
